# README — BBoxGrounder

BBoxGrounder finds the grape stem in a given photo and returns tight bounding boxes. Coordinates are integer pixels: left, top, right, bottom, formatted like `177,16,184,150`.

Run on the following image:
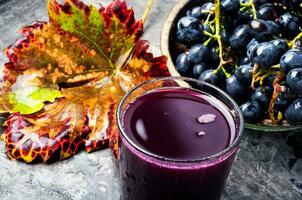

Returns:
288,32,302,48
212,0,231,77
240,0,257,19
268,72,286,124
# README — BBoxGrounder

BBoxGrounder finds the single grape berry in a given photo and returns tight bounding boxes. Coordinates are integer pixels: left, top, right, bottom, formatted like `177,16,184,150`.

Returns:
192,63,207,78
279,12,300,39
188,44,210,65
230,25,253,51
176,53,191,75
235,64,253,85
199,69,224,87
251,87,271,108
274,92,290,110
249,19,279,41
280,49,302,73
187,6,202,20
177,16,204,43
253,0,272,8
247,38,259,60
265,20,281,36
200,2,214,19
208,47,220,68
257,3,276,20
240,101,265,123
251,42,278,68
263,74,275,88
225,75,247,103
281,0,300,9
285,98,302,125
286,68,302,95
221,0,240,14
272,39,289,59
221,30,230,45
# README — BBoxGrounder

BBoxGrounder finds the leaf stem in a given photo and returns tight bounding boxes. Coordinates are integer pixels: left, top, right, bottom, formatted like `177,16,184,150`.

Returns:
142,0,153,24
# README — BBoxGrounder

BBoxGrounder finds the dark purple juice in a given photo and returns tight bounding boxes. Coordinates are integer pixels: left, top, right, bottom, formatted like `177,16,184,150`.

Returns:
119,88,239,200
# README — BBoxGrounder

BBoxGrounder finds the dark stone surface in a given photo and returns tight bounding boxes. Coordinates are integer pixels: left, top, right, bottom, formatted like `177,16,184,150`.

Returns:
0,0,301,199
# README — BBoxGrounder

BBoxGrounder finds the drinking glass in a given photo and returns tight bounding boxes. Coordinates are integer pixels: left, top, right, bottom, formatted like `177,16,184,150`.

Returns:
117,77,244,200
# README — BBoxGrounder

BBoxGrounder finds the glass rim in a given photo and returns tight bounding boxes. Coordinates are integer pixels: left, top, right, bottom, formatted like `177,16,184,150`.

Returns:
117,77,244,163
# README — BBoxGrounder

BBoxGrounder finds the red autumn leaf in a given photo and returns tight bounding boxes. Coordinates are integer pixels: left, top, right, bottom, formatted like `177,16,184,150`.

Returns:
0,0,169,163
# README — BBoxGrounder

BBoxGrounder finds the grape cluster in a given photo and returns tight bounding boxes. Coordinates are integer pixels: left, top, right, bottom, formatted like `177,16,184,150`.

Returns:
174,0,302,126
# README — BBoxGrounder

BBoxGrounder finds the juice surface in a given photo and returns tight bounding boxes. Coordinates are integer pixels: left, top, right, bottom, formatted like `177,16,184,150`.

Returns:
123,88,235,161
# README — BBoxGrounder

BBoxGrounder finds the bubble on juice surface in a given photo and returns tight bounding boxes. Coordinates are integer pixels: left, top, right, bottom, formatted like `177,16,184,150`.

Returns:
197,114,216,124
135,119,149,141
197,131,206,136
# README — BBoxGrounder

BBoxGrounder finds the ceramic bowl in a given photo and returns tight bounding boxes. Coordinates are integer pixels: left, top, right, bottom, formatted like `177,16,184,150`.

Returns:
160,0,302,133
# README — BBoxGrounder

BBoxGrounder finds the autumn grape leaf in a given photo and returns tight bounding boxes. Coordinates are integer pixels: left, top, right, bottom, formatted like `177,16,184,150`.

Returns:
0,0,169,163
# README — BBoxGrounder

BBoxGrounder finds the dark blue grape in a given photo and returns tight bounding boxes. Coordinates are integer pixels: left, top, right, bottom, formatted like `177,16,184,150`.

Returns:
199,69,224,87
272,39,289,59
263,74,275,88
285,98,302,125
177,30,187,43
240,101,265,123
252,42,278,68
187,6,202,20
286,68,302,95
249,19,279,41
225,75,247,103
279,12,300,39
188,44,209,65
221,30,230,45
235,64,253,85
251,87,271,108
176,53,191,75
253,0,272,8
265,20,281,36
208,47,220,68
177,16,204,43
281,0,300,10
230,25,253,51
192,63,207,78
203,25,213,42
257,3,276,20
203,24,213,35
200,2,214,20
221,0,240,14
275,92,290,110
247,38,260,60
280,49,302,73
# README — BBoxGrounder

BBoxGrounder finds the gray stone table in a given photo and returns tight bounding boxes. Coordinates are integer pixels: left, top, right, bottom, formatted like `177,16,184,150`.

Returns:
0,0,301,199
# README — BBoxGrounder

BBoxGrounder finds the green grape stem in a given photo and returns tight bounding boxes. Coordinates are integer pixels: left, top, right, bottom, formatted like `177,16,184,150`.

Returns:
240,0,257,19
212,0,231,77
288,32,302,48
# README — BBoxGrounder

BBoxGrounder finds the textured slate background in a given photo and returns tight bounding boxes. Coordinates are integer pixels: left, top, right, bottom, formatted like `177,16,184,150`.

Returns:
0,0,301,199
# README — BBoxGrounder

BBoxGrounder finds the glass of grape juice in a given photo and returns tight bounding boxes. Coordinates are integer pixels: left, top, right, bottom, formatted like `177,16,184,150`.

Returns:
117,77,244,200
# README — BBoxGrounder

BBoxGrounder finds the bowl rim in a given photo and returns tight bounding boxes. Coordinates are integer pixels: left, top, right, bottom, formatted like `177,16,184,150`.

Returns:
160,0,302,132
